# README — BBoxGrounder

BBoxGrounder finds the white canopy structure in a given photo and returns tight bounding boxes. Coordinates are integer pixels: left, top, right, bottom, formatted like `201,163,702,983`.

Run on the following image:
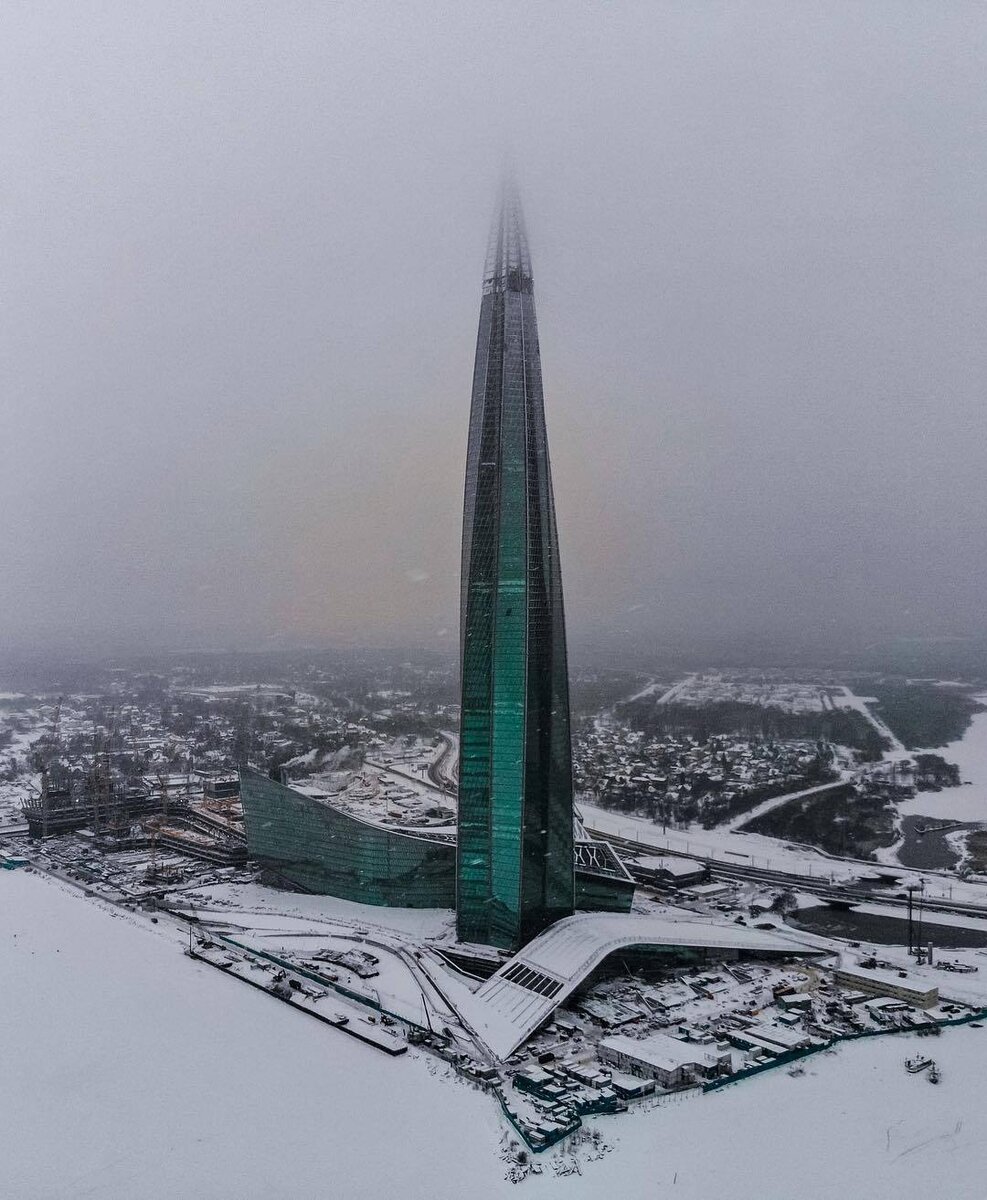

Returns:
453,910,820,1061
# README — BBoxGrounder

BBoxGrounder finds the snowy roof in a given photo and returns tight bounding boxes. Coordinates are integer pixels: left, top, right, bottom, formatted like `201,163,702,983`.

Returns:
599,1032,719,1071
635,855,704,877
836,966,937,998
457,911,818,1060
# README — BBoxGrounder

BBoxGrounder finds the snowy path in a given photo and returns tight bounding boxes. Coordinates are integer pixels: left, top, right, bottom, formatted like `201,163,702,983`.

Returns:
654,673,697,705
835,685,909,756
725,778,849,832
624,673,697,706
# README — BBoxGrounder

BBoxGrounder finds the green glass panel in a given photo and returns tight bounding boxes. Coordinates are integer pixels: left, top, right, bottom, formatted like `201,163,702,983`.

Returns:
457,188,575,950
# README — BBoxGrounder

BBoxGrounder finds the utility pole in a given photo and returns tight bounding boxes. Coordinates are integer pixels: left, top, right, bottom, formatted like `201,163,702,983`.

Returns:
90,724,102,837
912,888,922,960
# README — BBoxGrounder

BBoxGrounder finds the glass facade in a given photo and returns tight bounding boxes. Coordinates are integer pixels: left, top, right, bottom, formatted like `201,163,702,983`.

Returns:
457,185,575,950
573,841,635,913
239,767,456,907
240,767,631,915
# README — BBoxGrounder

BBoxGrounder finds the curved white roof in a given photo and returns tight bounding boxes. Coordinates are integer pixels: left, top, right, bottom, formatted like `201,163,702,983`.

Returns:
457,910,818,1061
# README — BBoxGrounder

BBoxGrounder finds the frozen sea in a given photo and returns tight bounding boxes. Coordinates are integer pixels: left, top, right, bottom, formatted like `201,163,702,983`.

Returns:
899,695,987,823
4,869,987,1198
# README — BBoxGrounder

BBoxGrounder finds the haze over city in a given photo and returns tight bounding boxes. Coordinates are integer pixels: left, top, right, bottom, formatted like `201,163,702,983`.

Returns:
3,2,985,660
8,6,987,1199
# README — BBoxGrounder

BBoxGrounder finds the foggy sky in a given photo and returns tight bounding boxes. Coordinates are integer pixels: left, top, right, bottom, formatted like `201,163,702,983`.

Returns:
3,2,986,659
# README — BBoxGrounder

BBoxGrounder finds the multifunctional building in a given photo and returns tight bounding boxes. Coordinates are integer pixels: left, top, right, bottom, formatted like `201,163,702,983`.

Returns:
239,183,634,941
461,910,814,1060
457,183,575,951
239,766,633,913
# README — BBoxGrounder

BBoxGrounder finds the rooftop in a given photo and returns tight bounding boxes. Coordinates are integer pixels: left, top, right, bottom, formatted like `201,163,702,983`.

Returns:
456,910,819,1060
599,1031,720,1071
635,855,705,877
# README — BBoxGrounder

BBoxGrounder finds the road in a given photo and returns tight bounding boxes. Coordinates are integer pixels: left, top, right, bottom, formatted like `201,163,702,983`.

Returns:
364,757,451,798
427,731,458,794
724,778,850,832
834,685,908,757
586,823,987,922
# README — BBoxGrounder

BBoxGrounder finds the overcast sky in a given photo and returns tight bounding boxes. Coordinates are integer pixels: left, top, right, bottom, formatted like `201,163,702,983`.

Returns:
2,2,986,659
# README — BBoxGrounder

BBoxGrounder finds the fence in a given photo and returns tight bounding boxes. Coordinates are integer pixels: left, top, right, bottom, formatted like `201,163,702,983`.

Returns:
703,1007,987,1093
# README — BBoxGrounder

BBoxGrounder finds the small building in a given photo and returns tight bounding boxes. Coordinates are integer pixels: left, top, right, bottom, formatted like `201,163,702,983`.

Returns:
863,996,913,1023
608,1071,655,1099
724,1030,788,1059
598,1032,730,1088
512,1067,567,1103
743,1023,813,1053
563,1062,612,1088
195,771,241,801
630,855,707,888
681,881,733,901
834,967,938,1009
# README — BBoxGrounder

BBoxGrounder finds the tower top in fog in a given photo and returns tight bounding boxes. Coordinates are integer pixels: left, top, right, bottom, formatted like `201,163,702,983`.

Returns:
482,178,533,296
457,186,575,951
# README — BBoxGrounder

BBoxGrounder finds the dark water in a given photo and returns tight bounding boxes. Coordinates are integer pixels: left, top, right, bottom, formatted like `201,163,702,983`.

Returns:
896,814,970,870
788,904,987,949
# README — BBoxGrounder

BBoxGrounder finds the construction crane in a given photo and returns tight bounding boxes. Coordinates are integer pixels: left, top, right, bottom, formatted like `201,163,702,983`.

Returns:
144,813,163,879
89,719,113,838
185,752,194,803
50,696,63,751
41,767,50,840
31,695,64,777
156,771,170,821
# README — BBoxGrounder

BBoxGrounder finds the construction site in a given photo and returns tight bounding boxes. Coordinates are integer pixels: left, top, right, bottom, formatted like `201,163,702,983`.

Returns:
5,684,987,1176
19,698,247,872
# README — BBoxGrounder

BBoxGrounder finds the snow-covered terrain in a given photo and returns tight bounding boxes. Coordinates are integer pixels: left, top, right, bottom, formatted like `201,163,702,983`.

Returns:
4,867,987,1198
0,869,503,1200
898,696,987,823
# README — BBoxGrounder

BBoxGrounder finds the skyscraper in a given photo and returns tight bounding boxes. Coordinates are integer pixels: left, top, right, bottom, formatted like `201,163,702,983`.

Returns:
456,183,575,951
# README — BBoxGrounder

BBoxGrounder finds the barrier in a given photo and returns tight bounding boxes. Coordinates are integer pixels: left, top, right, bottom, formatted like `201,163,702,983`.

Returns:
495,1088,580,1153
703,1007,987,1093
185,925,434,1029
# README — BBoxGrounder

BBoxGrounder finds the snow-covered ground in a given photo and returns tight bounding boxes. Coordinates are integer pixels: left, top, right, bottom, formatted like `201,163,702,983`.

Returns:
0,724,41,828
0,868,503,1200
898,696,987,823
833,686,908,754
580,802,987,910
582,801,861,878
178,879,456,940
175,882,465,1031
5,867,987,1198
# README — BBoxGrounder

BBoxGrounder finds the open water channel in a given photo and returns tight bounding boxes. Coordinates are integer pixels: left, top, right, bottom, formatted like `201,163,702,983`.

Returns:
788,903,987,948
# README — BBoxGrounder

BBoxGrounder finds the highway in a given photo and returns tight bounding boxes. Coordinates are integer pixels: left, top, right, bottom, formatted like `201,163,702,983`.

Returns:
426,731,458,794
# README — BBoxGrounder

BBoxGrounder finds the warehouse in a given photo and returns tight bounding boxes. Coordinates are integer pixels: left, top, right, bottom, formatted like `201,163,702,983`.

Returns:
598,1032,730,1088
834,967,938,1009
